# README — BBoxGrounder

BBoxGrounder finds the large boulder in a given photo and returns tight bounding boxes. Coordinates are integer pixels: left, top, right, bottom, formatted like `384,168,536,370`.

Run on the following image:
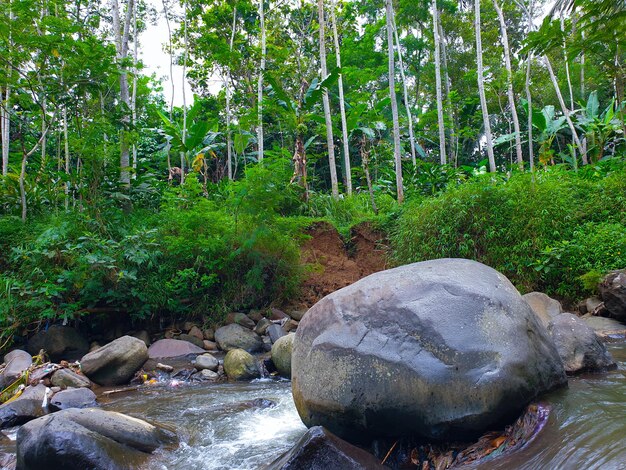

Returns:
16,408,178,470
271,334,295,378
49,388,97,411
548,313,616,374
223,349,260,381
0,384,49,429
80,336,148,386
522,292,562,327
265,426,385,470
0,350,32,389
147,338,205,358
27,326,89,362
215,324,264,353
50,368,91,389
292,259,567,442
599,270,626,321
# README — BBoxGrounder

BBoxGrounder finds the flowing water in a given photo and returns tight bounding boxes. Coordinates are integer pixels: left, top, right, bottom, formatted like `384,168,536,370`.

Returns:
1,343,625,469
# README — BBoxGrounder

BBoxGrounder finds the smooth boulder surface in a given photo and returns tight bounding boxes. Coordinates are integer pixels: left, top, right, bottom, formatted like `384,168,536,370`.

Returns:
50,368,91,388
148,338,205,358
292,259,567,442
16,408,178,470
265,426,386,470
194,354,219,372
0,384,48,429
599,270,626,321
27,326,89,362
49,388,97,411
548,313,616,374
523,292,562,327
271,333,294,378
0,350,32,389
223,349,260,380
215,324,264,353
80,336,148,386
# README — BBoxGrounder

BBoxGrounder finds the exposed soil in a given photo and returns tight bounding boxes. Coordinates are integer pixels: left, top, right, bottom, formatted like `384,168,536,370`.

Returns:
287,221,389,310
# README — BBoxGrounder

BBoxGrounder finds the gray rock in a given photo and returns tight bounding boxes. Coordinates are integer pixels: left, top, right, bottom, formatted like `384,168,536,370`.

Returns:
271,334,294,378
223,349,260,381
283,320,299,333
194,354,219,372
287,310,307,321
148,339,205,358
188,326,204,340
225,312,256,330
16,408,178,470
50,388,97,411
585,296,603,314
269,308,290,321
548,313,617,373
203,340,218,351
203,328,215,341
80,336,148,386
178,334,205,349
50,369,91,389
292,259,567,442
267,324,286,344
582,316,626,340
599,270,626,321
132,330,151,347
0,384,49,429
215,324,264,353
0,350,32,389
196,369,219,381
523,292,563,327
254,318,272,336
27,326,89,362
265,426,385,470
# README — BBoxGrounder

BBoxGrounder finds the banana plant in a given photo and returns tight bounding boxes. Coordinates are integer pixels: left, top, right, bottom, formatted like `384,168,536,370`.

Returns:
576,91,623,162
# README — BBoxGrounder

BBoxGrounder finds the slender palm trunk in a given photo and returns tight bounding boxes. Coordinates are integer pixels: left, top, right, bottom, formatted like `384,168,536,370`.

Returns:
318,0,339,198
386,0,403,203
493,0,523,169
331,0,352,194
131,0,138,178
474,0,496,172
226,7,237,180
439,16,456,165
181,0,188,184
1,87,8,176
433,0,446,165
392,14,417,166
560,13,575,111
63,106,70,210
526,54,534,173
257,0,266,163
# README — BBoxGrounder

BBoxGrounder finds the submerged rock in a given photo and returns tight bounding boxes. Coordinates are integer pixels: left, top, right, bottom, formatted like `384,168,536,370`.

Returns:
265,426,386,470
271,333,294,378
16,408,178,470
27,326,88,362
292,259,567,442
223,349,260,381
548,313,616,374
80,336,148,386
215,324,264,353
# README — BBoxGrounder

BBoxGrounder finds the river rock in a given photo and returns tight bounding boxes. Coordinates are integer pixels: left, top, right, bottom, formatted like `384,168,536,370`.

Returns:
292,259,567,442
203,328,215,341
178,334,205,349
203,340,218,351
50,368,91,389
267,324,286,344
16,408,178,470
132,330,151,347
0,384,48,429
225,312,256,330
223,349,260,381
215,324,264,353
80,336,148,386
287,310,307,321
269,308,290,321
582,316,626,340
188,326,204,340
271,334,294,378
195,369,219,381
49,388,97,411
254,318,272,335
265,426,386,470
27,326,89,362
599,270,626,321
148,338,205,358
523,292,563,327
0,350,32,389
194,354,219,372
548,313,616,374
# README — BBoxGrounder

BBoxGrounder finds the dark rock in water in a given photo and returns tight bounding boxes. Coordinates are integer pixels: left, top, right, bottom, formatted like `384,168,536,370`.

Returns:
215,324,264,353
267,324,286,344
50,388,97,411
148,338,205,358
80,336,148,386
178,334,205,349
0,350,32,390
50,368,91,389
599,270,626,321
292,259,567,442
16,408,178,470
265,426,386,470
27,326,88,362
0,384,48,429
223,349,260,380
548,313,616,374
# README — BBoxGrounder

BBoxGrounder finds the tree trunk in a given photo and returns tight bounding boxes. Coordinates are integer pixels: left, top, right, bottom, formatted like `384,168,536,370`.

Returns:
493,0,523,170
226,7,237,180
360,135,377,215
318,0,339,199
64,106,70,210
474,0,496,172
392,14,417,166
331,0,352,194
386,0,403,203
181,0,188,185
257,0,266,163
1,86,10,176
439,15,457,166
526,54,534,173
560,13,575,111
433,0,447,165
131,0,138,179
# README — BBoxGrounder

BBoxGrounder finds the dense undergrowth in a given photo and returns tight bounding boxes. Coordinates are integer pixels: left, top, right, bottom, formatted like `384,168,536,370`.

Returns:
1,157,625,350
